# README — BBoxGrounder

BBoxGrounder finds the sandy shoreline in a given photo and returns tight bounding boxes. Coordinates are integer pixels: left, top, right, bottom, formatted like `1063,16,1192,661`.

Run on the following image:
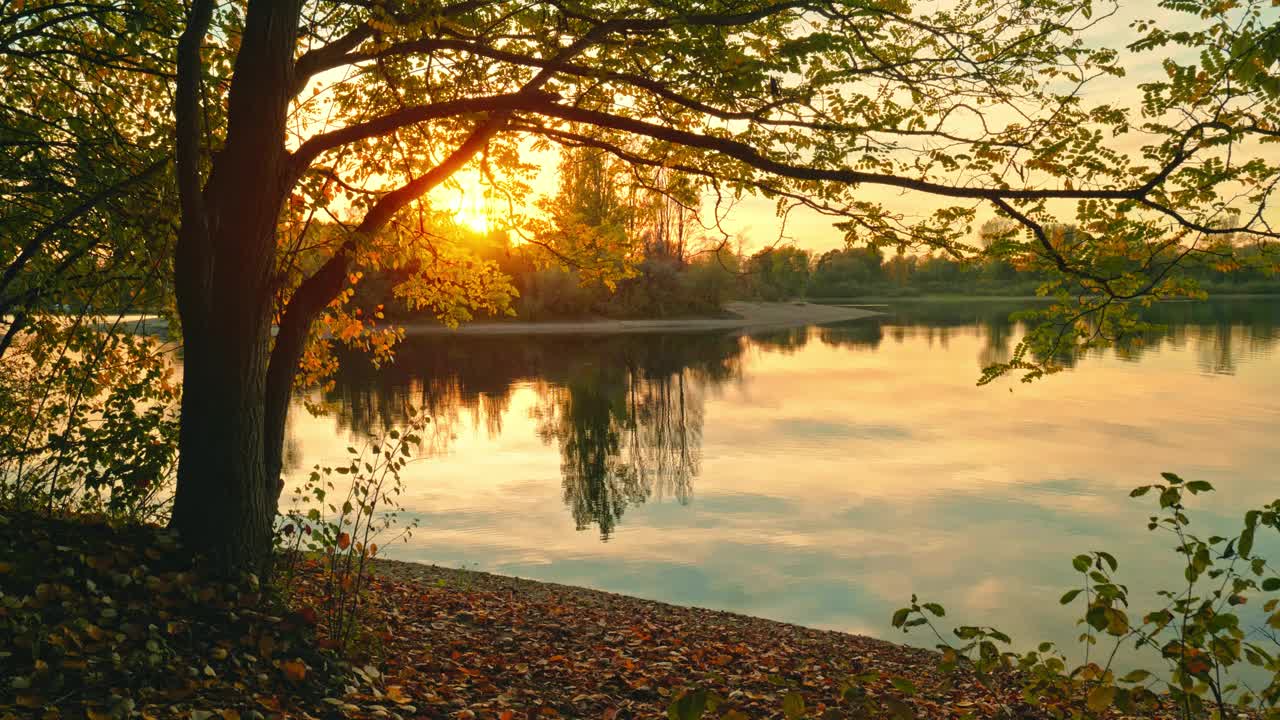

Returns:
86,301,879,340
400,300,881,336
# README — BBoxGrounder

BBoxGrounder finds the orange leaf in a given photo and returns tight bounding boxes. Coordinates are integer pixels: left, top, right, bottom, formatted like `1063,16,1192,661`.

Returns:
499,712,515,720
281,659,307,684
337,532,351,550
386,686,412,705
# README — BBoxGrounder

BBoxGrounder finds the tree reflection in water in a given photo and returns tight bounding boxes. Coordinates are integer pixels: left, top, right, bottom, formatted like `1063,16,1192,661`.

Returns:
292,299,1278,537
316,333,742,538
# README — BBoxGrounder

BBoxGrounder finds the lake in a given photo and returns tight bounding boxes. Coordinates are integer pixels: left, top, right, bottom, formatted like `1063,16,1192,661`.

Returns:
284,297,1280,663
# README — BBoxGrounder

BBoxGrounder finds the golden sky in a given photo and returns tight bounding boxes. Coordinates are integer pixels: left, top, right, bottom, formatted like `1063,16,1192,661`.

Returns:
501,3,1274,254
304,1,1280,255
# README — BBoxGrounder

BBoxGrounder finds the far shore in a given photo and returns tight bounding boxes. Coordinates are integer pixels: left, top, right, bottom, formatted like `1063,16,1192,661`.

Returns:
63,292,1277,340
401,300,881,336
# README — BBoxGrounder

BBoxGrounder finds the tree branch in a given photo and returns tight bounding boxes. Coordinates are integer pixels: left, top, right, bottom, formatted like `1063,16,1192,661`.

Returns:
531,103,1143,202
287,91,558,179
263,112,513,489
0,156,167,317
174,0,214,236
293,23,374,95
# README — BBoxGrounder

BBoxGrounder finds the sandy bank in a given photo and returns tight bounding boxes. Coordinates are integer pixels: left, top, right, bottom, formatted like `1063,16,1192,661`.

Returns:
400,300,881,336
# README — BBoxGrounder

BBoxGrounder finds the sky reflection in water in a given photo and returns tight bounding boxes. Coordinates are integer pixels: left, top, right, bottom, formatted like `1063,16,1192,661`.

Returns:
284,298,1280,662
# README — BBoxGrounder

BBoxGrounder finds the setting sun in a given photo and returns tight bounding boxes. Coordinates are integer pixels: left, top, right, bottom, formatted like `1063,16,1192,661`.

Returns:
441,174,491,234
451,189,490,233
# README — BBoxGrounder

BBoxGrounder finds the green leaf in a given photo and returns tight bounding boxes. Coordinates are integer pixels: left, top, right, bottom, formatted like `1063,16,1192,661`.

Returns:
890,678,917,696
1072,555,1091,572
1059,589,1083,605
1262,578,1280,592
883,697,914,720
782,691,805,719
891,608,910,628
1240,526,1256,559
1086,605,1109,632
1121,669,1151,684
921,603,945,617
1096,551,1118,572
1160,472,1183,484
668,689,708,720
1185,480,1213,494
1129,485,1152,497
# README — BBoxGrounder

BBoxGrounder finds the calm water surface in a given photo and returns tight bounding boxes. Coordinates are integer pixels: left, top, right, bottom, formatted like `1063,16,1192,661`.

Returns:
285,298,1280,657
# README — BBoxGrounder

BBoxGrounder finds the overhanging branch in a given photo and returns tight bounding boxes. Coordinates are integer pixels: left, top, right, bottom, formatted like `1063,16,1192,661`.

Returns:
287,91,558,179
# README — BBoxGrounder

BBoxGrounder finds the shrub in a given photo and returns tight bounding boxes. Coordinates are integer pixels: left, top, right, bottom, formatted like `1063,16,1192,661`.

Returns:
275,414,424,656
894,473,1280,719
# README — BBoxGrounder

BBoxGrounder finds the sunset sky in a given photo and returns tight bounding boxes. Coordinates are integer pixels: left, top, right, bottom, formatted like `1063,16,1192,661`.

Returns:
421,1,1280,256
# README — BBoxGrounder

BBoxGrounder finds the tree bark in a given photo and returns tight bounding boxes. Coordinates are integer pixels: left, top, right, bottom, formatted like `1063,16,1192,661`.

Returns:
171,0,303,571
170,309,275,570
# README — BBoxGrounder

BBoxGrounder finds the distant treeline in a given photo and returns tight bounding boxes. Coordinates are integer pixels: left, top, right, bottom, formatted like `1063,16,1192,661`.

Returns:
801,242,1280,300
351,231,1280,323
349,145,1280,322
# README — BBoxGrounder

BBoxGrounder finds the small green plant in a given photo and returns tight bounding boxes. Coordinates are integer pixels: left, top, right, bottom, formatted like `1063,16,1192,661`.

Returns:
894,472,1280,719
1,325,179,523
274,412,424,655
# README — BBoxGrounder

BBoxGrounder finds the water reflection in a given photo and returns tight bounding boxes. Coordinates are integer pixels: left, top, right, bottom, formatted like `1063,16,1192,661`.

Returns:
826,298,1280,376
319,333,742,537
303,299,1280,540
532,367,701,539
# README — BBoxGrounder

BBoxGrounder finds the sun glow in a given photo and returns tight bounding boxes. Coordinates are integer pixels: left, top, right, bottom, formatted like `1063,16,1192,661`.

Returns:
442,177,492,234
450,185,488,230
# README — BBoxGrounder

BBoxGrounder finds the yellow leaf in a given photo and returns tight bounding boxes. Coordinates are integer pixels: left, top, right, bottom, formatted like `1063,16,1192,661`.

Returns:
1086,685,1116,713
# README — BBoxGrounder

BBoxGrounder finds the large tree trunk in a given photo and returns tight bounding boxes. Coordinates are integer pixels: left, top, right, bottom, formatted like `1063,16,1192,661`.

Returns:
170,172,287,568
171,0,304,571
170,297,275,569
169,0,507,570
